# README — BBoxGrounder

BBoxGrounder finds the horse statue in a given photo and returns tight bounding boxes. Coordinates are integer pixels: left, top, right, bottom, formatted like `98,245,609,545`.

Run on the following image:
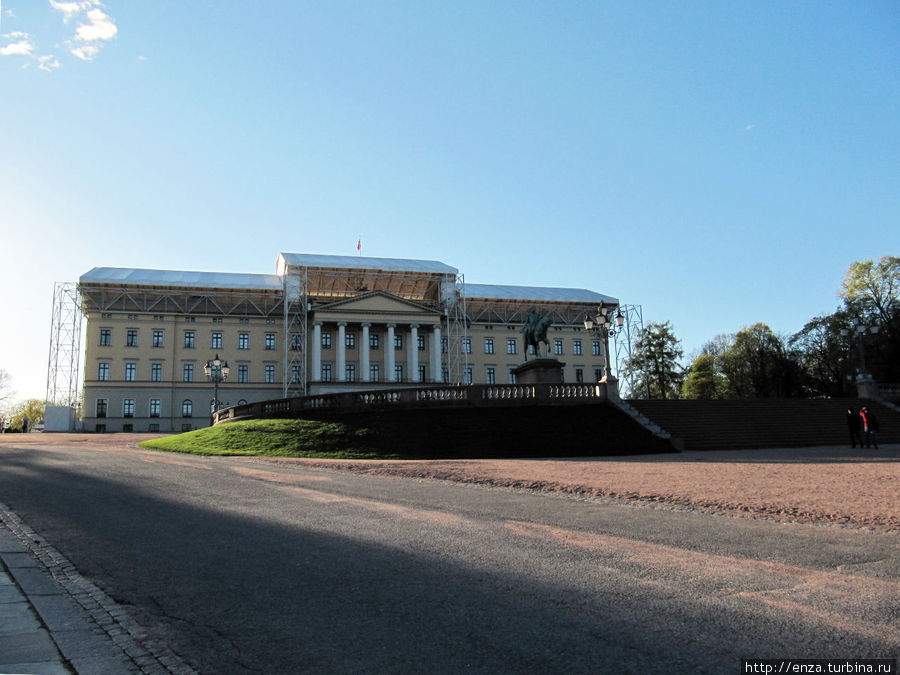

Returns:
522,308,552,359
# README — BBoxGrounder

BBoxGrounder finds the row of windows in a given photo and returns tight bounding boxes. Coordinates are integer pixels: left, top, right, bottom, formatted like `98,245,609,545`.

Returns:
99,329,281,350
319,332,437,351
461,338,601,356
95,397,249,419
96,362,279,383
99,313,277,325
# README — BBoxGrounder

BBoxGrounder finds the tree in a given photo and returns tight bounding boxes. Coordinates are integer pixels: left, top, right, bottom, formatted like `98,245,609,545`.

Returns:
789,310,855,397
682,353,727,399
624,321,684,399
719,323,803,398
7,399,45,432
0,369,13,417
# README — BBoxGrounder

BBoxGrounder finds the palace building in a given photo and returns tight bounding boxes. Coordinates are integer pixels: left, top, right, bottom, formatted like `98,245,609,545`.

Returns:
78,252,618,432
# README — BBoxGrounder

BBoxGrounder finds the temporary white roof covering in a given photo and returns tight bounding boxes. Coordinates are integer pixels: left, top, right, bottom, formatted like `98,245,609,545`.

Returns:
278,253,458,275
80,267,283,291
463,283,618,305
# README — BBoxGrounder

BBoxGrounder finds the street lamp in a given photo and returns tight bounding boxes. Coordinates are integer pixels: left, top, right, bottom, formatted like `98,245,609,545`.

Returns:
203,353,230,416
583,306,624,382
840,318,880,380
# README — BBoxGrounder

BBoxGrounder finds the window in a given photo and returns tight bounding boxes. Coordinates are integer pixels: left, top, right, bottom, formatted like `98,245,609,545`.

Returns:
417,335,425,351
442,367,449,384
508,369,517,384
148,423,159,432
212,317,223,324
345,363,356,382
346,333,356,349
265,333,276,351
99,329,111,346
486,367,496,385
554,339,564,355
122,424,134,433
151,363,163,382
463,367,473,385
239,318,249,324
290,333,302,351
418,365,426,382
98,363,109,381
184,331,195,348
123,399,134,418
183,363,194,382
125,363,136,381
573,340,583,356
291,365,302,383
238,333,249,349
126,329,138,347
394,364,404,381
182,400,192,417
211,331,222,349
96,399,107,418
149,399,161,418
595,368,604,382
369,333,380,350
485,338,494,354
506,338,517,355
592,340,601,356
321,363,332,382
237,399,247,405
441,337,448,353
322,332,332,349
238,364,249,383
394,335,403,351
370,364,380,382
152,330,164,348
463,338,471,354
265,364,276,383
575,368,584,383
181,424,192,432
529,344,536,355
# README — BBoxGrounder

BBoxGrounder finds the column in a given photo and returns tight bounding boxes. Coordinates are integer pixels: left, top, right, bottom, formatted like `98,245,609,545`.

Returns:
431,324,442,382
408,324,419,382
312,323,322,381
386,324,396,382
360,324,371,382
336,322,346,382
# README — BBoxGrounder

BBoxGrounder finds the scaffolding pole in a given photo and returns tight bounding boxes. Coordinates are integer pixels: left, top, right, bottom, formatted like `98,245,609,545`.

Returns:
612,304,644,399
46,282,84,408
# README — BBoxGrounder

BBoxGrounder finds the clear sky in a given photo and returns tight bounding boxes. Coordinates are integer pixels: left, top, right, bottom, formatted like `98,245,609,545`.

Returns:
1,1,898,403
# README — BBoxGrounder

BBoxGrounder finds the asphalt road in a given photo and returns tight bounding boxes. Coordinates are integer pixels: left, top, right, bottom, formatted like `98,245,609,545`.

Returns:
0,440,898,674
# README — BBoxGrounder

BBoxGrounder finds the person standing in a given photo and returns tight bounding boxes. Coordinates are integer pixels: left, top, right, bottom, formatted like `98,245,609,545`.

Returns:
861,407,880,449
846,408,863,448
22,414,29,434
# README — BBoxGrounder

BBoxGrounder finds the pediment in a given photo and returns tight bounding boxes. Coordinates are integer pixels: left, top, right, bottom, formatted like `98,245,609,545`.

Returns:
313,291,440,320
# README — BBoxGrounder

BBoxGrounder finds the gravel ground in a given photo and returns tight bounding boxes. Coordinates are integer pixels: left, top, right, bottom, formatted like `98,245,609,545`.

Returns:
4,434,898,531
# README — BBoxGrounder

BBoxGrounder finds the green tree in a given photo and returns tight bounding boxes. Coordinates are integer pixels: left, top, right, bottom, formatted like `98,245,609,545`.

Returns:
8,399,45,432
719,323,803,398
789,309,854,397
624,321,684,399
682,353,727,399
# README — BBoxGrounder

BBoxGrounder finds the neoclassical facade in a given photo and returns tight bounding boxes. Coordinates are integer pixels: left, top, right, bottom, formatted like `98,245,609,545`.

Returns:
79,252,618,432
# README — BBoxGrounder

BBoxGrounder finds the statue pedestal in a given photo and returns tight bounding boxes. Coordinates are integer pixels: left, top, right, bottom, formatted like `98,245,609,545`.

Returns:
512,358,565,385
856,374,879,399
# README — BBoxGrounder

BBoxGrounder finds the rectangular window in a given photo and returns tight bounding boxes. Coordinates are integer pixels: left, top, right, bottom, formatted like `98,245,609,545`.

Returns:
183,363,194,382
486,367,496,385
369,333,380,350
184,331,195,348
122,423,134,433
321,363,332,382
211,331,222,349
394,364,403,381
508,369,517,384
148,423,159,432
290,333,302,351
506,338,517,355
346,363,356,382
238,364,249,383
151,363,163,382
322,332,332,349
369,364,380,382
265,333,276,350
575,368,584,383
181,424,192,432
417,365,426,382
346,333,356,349
99,329,111,346
394,335,403,351
152,330,164,348
265,364,276,383
238,333,249,349
123,399,135,418
485,338,494,354
149,399,161,418
98,363,109,381
291,365,302,383
125,363,136,381
417,335,425,351
592,340,601,356
463,367,473,385
126,329,138,347
573,340,583,356
96,399,107,418
595,368,604,382
463,338,471,354
554,339,564,355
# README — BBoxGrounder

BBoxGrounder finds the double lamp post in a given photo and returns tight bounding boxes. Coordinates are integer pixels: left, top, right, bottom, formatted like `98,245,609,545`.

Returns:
204,354,230,418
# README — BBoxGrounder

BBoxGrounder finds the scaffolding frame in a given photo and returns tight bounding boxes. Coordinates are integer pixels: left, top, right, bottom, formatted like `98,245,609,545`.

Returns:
612,304,644,398
46,282,84,408
443,273,467,384
283,270,308,397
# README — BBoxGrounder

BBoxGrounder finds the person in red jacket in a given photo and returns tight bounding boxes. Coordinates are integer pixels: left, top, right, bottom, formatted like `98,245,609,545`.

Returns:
860,407,880,449
846,408,863,448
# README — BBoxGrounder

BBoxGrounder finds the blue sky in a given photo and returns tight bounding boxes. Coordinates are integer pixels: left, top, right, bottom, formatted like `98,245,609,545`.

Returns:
1,1,898,402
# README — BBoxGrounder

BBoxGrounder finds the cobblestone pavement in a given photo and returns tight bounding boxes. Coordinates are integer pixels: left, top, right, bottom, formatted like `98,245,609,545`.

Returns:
0,502,195,675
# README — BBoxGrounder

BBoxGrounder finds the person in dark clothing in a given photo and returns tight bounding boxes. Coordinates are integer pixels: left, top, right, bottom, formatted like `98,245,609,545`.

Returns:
847,408,863,448
860,407,880,449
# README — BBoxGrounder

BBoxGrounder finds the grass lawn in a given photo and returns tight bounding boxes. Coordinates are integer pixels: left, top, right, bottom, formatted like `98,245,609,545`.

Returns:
138,418,398,459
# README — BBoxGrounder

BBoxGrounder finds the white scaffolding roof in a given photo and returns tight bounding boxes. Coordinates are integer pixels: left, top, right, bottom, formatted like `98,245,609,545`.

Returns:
462,283,617,305
277,253,458,276
80,267,283,292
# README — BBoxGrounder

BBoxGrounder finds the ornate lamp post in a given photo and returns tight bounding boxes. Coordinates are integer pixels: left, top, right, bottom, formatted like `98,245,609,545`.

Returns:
203,353,230,417
584,307,624,383
840,319,880,391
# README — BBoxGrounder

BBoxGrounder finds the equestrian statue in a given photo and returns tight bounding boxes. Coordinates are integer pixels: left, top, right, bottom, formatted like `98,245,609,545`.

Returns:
522,308,552,359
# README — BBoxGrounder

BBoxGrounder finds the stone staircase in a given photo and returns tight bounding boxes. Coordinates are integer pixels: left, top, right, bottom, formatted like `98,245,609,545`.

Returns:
627,398,900,451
